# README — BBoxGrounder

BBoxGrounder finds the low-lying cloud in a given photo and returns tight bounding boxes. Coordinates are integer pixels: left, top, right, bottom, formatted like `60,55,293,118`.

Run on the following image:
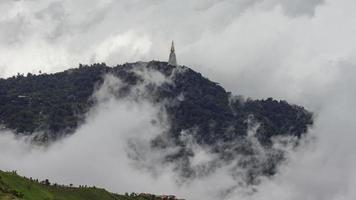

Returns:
0,62,355,200
0,70,275,200
1,0,356,199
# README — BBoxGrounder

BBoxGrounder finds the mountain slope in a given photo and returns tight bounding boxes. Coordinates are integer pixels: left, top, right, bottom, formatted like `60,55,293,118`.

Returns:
0,61,313,181
0,170,148,200
0,61,312,141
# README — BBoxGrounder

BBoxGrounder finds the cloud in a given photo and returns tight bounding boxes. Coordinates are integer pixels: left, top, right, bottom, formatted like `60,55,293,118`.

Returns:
0,0,326,78
1,62,354,200
1,0,356,200
268,0,325,17
0,67,300,200
0,69,173,193
0,69,262,200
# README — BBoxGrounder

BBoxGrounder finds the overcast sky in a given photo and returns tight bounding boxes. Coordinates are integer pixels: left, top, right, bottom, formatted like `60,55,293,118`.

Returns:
1,0,356,200
1,0,355,102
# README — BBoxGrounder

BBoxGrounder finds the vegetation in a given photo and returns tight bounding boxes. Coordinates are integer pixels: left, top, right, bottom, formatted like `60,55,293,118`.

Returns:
0,61,312,142
0,170,151,200
0,61,313,179
0,63,110,140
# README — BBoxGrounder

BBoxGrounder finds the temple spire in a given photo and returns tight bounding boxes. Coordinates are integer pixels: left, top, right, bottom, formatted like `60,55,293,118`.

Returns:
171,41,175,52
168,41,177,66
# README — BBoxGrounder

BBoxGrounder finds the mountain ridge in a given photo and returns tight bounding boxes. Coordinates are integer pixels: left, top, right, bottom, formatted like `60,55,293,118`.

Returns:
0,61,313,182
0,61,312,141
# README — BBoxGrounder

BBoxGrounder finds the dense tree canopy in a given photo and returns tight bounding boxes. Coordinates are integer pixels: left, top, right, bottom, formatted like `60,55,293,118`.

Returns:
0,61,313,179
0,61,312,143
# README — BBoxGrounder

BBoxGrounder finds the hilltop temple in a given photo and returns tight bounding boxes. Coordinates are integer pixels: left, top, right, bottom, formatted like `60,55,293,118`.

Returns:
168,41,177,66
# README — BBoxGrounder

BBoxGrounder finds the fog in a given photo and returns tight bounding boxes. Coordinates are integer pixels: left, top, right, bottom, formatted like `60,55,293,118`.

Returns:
1,0,356,199
0,70,268,200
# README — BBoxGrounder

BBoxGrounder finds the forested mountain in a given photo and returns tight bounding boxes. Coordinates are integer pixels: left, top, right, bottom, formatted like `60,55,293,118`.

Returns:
0,61,313,182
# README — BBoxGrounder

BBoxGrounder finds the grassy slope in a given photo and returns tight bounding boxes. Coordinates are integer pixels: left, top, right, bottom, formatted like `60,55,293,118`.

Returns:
0,170,147,200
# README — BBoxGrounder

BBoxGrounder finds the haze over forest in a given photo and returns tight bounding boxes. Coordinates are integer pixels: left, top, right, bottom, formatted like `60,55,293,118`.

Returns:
1,0,356,200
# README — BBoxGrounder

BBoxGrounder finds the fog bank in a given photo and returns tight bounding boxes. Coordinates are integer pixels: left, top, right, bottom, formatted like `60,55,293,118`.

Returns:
1,0,356,199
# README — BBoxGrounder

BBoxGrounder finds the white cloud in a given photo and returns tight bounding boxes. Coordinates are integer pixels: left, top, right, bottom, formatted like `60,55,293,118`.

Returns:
1,0,356,199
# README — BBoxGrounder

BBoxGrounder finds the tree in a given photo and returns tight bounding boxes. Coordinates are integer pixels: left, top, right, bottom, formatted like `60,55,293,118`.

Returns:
44,179,50,186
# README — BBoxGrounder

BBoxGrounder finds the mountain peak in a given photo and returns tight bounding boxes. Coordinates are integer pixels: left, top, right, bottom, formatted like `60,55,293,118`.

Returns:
0,61,312,181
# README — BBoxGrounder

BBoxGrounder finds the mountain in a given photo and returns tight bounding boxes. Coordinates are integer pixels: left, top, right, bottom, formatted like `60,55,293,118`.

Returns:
0,61,313,182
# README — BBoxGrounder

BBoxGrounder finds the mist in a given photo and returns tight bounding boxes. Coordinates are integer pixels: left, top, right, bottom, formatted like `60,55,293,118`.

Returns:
0,62,355,200
0,69,267,200
1,0,356,199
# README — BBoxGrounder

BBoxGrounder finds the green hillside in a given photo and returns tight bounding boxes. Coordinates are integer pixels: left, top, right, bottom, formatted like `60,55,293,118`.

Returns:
0,170,148,200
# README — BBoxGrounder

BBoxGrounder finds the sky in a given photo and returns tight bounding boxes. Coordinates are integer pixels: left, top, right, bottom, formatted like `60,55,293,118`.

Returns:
1,0,355,103
0,0,356,199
